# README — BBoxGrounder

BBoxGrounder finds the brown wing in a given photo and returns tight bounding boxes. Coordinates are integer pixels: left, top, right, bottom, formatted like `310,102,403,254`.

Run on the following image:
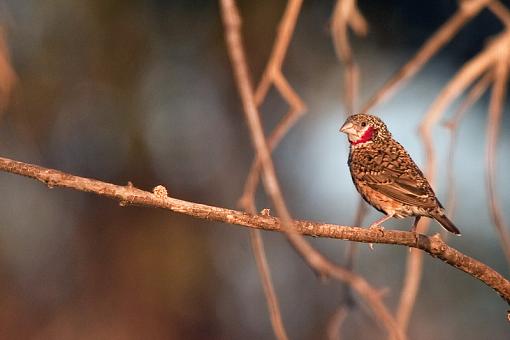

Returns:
354,140,440,210
362,172,438,209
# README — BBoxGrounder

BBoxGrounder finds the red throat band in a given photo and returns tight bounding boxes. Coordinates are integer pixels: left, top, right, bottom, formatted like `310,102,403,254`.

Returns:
350,127,375,145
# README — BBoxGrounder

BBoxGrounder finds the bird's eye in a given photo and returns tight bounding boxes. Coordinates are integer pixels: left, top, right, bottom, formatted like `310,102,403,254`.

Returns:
361,122,367,127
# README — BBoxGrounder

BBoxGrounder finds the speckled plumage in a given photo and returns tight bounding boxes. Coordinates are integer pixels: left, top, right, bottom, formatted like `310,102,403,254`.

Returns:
340,114,460,235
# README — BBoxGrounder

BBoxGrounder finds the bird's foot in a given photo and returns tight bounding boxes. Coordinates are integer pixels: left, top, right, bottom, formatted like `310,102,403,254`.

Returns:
367,224,384,250
369,223,385,232
410,216,421,233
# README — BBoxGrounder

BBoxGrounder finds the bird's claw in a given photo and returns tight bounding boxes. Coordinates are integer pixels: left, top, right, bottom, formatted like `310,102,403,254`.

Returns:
369,224,385,232
367,224,384,250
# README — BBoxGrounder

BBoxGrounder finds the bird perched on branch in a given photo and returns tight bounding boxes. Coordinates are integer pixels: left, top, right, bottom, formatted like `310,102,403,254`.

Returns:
340,113,460,235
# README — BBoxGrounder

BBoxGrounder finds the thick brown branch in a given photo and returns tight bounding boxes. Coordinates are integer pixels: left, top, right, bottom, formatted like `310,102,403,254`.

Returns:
0,156,509,307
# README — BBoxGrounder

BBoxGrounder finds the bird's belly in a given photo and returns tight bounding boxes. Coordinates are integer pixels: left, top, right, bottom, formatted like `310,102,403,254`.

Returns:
355,181,424,218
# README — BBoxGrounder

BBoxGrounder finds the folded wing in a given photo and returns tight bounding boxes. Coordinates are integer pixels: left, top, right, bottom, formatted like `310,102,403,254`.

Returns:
362,169,438,210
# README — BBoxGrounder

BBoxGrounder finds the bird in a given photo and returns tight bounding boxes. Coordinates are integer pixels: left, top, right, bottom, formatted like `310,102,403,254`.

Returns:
339,113,461,235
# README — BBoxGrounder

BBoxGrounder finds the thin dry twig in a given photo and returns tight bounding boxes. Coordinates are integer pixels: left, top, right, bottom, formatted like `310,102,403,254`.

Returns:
330,2,373,335
250,228,289,340
361,9,502,330
328,0,505,334
327,305,349,340
331,0,368,112
443,71,493,218
0,26,16,114
360,0,492,114
420,32,509,165
395,243,424,331
346,201,367,262
239,101,304,210
326,250,356,340
486,48,510,267
396,30,510,334
0,156,509,308
244,195,288,339
326,199,367,339
254,0,304,105
239,0,306,211
219,1,404,338
234,1,305,338
425,42,509,185
338,3,496,328
489,1,510,28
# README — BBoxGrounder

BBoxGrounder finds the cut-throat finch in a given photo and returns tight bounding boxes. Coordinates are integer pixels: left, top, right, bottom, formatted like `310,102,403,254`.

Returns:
340,113,461,235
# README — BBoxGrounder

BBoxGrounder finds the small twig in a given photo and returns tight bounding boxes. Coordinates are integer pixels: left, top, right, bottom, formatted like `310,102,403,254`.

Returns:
254,0,304,105
250,228,289,340
489,1,510,28
418,31,509,229
242,197,287,340
420,31,507,167
395,244,424,332
345,200,366,276
233,1,305,338
396,30,510,335
330,0,369,329
330,2,371,334
418,31,508,218
220,1,404,338
326,199,367,339
331,0,368,112
238,0,306,214
230,1,306,338
443,71,493,217
238,106,304,210
486,48,510,267
0,26,16,114
360,0,492,113
327,0,506,334
327,305,349,340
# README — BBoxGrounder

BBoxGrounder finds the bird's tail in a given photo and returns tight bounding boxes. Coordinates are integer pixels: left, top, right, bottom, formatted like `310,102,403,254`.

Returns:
433,213,461,235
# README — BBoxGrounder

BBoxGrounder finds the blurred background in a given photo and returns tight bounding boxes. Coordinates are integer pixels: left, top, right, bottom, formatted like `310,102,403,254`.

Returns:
0,0,509,339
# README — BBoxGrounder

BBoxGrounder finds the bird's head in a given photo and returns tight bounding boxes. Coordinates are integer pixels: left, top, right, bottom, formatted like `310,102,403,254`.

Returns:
340,114,391,146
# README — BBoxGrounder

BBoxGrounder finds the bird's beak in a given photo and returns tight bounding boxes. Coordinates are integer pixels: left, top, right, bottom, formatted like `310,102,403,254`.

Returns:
340,122,357,135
